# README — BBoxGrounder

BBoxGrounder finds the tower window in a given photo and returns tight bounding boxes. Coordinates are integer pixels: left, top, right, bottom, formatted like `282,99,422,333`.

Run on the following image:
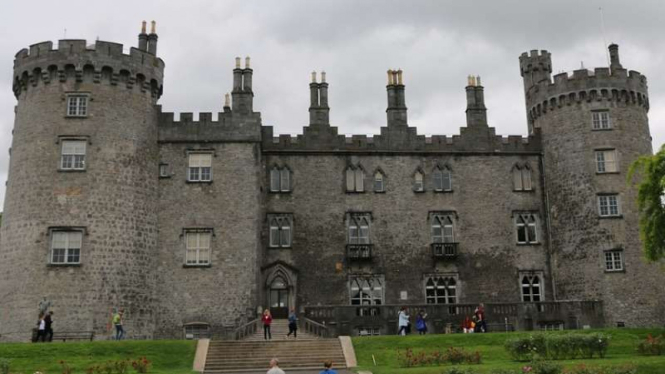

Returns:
433,166,452,192
591,110,611,130
595,150,618,173
185,230,212,266
413,171,424,192
50,230,82,264
66,95,88,117
598,194,621,217
268,214,292,248
512,164,533,191
188,153,212,182
515,213,538,244
520,273,543,302
60,140,86,170
345,166,364,192
604,250,624,272
270,166,291,192
159,163,170,178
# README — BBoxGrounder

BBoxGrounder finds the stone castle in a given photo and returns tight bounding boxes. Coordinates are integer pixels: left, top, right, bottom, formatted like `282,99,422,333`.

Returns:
1,22,663,340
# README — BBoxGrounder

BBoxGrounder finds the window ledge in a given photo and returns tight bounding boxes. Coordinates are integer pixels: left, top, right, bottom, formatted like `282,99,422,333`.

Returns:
591,128,613,131
268,190,292,194
186,180,213,184
596,172,620,175
58,169,86,173
413,190,426,194
604,269,626,273
433,190,454,193
598,215,623,220
516,242,541,246
513,189,535,193
183,264,212,268
64,116,89,119
373,190,386,194
268,246,292,250
345,191,366,194
159,175,172,179
47,263,81,267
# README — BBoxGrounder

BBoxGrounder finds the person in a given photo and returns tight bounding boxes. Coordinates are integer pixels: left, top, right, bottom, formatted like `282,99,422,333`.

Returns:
415,310,428,335
474,303,487,333
397,307,409,336
112,309,125,340
267,358,285,374
44,311,54,342
262,309,273,340
36,313,46,342
462,316,474,333
286,308,297,339
319,359,337,374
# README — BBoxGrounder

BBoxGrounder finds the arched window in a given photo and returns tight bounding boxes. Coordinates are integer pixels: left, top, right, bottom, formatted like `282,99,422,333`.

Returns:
346,165,364,192
374,171,385,192
348,214,371,244
431,215,454,243
521,274,542,302
425,276,457,304
269,215,292,248
433,166,452,192
413,170,424,192
270,165,291,192
512,164,532,191
349,277,383,305
515,213,538,244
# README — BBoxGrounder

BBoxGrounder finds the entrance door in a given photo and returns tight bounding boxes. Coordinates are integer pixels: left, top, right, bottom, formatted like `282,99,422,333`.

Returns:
269,277,289,318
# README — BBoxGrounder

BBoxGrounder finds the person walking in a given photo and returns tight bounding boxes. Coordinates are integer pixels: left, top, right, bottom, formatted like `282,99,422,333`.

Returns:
286,308,298,339
36,313,46,342
397,307,409,336
262,309,273,340
474,303,487,333
415,310,428,335
44,311,54,342
113,309,125,340
267,358,285,374
319,360,338,374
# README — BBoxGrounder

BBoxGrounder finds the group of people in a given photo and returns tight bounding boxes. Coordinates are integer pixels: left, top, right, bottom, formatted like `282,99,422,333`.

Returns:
268,358,337,374
397,307,429,335
261,308,298,340
397,303,487,335
35,311,54,342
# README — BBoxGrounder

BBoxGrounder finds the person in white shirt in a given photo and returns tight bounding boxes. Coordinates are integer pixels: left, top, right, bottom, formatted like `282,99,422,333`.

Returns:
267,358,285,374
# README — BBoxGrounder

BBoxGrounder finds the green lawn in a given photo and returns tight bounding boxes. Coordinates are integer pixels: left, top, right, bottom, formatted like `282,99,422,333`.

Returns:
351,329,665,374
0,340,197,374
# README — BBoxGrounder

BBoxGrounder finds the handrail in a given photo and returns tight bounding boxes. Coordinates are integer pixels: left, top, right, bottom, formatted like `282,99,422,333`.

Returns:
233,318,261,340
300,317,329,338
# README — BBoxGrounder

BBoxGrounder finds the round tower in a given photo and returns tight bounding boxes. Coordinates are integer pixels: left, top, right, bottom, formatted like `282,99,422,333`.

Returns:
0,24,164,340
520,45,664,327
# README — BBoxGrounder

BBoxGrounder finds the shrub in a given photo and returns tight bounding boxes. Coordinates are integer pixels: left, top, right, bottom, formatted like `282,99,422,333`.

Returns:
637,333,664,355
114,360,130,374
131,357,151,374
505,333,611,361
562,363,637,374
0,359,9,374
397,347,482,368
441,367,477,374
489,370,519,374
531,360,562,374
59,360,73,374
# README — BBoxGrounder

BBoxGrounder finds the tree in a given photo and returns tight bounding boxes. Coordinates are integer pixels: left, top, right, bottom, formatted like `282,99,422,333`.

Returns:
628,144,665,262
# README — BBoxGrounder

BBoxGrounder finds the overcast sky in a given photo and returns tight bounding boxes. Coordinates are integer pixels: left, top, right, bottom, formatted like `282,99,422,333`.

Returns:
1,0,664,205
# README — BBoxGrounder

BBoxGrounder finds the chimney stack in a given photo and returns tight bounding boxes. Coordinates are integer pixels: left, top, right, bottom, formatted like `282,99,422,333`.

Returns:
147,20,158,55
465,75,487,127
386,69,407,126
231,57,254,114
608,44,623,72
138,21,148,51
309,72,330,126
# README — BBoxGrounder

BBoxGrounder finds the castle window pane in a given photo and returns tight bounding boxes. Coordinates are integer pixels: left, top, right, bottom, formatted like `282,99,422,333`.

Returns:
270,168,280,192
345,168,355,191
596,150,618,173
605,250,624,271
442,170,452,191
598,195,621,217
67,95,88,117
425,276,458,304
50,231,82,264
268,215,293,248
592,110,611,130
520,273,544,302
516,214,538,244
185,231,212,265
188,153,213,182
280,169,290,192
522,167,532,190
60,140,86,170
354,169,364,192
433,169,443,191
512,166,523,190
414,172,424,192
374,172,384,192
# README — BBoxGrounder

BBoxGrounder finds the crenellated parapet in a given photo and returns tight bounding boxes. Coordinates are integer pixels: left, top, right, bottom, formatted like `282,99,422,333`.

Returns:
12,38,164,99
261,123,541,154
158,107,262,143
520,45,648,125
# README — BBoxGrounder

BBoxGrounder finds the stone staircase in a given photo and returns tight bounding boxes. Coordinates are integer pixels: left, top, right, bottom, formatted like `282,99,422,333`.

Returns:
203,319,347,373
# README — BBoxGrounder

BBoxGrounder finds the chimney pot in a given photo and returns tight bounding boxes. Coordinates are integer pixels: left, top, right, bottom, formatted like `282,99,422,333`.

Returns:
224,93,230,108
245,56,251,69
311,71,317,83
235,57,241,69
141,21,147,34
321,71,326,83
397,69,403,85
150,20,156,34
476,76,481,86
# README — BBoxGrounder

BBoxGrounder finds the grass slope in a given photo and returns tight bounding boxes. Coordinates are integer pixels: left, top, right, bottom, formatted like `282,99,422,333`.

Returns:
351,329,665,374
0,340,197,374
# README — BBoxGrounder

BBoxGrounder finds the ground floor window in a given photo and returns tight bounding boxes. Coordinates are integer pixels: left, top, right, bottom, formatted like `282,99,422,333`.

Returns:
520,272,543,302
350,276,383,316
184,323,211,339
358,327,381,336
425,275,458,304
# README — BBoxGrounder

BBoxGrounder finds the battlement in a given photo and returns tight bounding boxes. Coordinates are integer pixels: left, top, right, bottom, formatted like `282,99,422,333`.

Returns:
157,108,262,143
12,39,165,99
519,50,552,75
261,123,541,154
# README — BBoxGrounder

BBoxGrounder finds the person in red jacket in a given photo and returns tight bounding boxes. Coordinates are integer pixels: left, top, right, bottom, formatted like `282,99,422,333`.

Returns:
262,309,273,340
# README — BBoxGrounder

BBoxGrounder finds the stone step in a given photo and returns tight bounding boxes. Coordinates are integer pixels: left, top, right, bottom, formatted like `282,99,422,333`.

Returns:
204,366,346,374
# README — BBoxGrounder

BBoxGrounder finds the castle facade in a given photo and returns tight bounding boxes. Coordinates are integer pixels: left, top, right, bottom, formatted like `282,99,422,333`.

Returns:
1,25,663,340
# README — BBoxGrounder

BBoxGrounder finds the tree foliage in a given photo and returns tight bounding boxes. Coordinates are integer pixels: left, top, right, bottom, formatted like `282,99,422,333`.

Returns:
628,144,665,262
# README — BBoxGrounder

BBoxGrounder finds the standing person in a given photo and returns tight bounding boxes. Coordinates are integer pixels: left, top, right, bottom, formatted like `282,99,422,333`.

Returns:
474,303,487,333
44,311,54,342
266,358,285,374
36,313,46,342
113,309,125,340
319,360,338,374
397,307,409,336
286,308,298,339
262,309,273,340
415,310,428,335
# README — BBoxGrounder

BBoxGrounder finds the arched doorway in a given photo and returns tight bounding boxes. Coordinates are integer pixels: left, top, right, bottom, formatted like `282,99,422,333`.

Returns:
269,276,289,318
